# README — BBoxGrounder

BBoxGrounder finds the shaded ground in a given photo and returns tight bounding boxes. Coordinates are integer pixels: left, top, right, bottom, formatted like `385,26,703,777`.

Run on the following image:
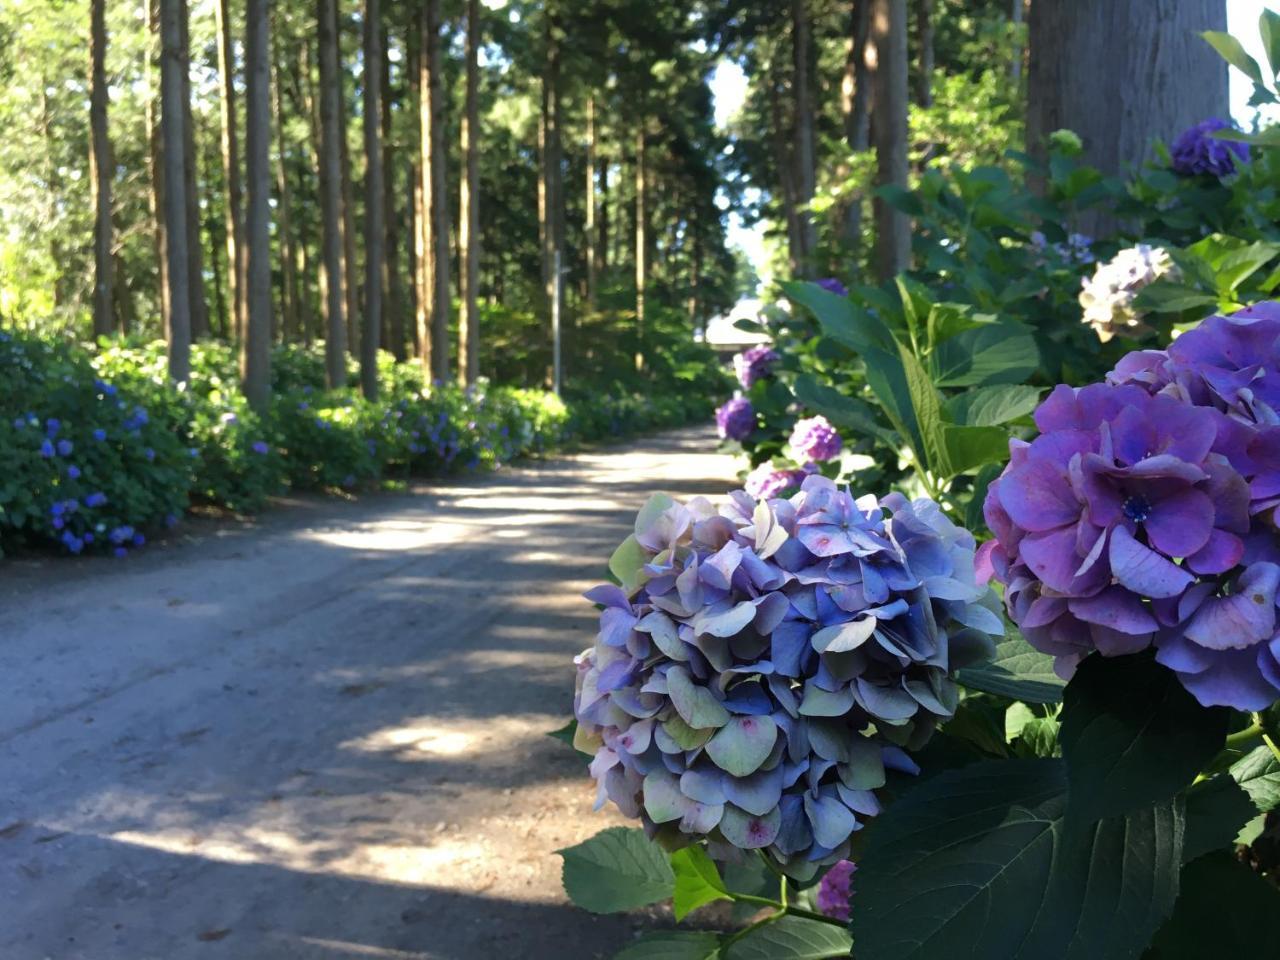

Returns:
0,426,737,960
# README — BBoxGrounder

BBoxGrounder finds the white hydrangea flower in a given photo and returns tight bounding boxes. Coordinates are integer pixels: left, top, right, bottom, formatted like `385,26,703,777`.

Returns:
1078,244,1177,342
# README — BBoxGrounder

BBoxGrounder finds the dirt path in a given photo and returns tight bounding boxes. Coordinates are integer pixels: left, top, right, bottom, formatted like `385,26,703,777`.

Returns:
0,426,737,960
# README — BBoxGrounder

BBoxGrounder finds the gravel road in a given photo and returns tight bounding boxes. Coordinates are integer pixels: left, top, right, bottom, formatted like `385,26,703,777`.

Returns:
0,425,737,960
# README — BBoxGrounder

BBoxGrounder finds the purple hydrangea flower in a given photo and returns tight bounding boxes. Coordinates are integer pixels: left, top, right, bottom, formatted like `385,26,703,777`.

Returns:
67,465,80,479
743,462,812,500
85,492,107,508
817,860,857,921
790,416,843,463
734,346,780,390
251,441,270,455
1171,118,1249,178
56,439,73,457
39,439,54,458
45,418,60,436
816,278,848,297
92,429,106,442
573,477,1000,877
982,345,1280,710
715,397,755,441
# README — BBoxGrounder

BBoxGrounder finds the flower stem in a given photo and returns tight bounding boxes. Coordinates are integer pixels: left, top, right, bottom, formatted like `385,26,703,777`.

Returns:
1225,721,1265,749
730,892,847,928
1251,712,1280,765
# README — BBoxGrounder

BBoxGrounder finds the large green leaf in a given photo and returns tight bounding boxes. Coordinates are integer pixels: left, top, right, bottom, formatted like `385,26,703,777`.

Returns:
614,931,723,960
783,281,896,354
898,341,949,477
1262,8,1280,80
1229,743,1280,812
1131,282,1220,314
942,425,1009,476
792,373,898,446
1201,30,1265,84
929,324,1039,387
944,384,1042,427
558,827,676,914
724,916,853,960
955,631,1065,704
670,845,731,921
851,759,1184,960
1181,775,1257,862
1146,852,1280,959
862,346,926,461
1059,654,1229,824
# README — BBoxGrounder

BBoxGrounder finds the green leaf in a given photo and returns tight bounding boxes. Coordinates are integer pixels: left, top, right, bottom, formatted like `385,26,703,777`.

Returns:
956,630,1065,704
1229,743,1280,812
670,846,731,921
928,324,1039,387
724,916,853,960
942,425,1009,476
547,719,580,748
614,931,724,960
1146,852,1280,958
610,535,650,595
783,281,896,354
898,341,949,476
1131,281,1221,314
558,827,676,914
964,463,1002,533
1012,717,1061,759
1181,775,1257,863
1262,8,1280,80
1059,653,1229,824
941,695,1009,757
792,374,898,446
1201,30,1265,84
850,759,1184,960
862,345,926,461
944,384,1042,427
1215,240,1280,293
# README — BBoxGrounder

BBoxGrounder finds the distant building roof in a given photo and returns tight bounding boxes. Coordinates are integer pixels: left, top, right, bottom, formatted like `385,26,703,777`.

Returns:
701,298,772,349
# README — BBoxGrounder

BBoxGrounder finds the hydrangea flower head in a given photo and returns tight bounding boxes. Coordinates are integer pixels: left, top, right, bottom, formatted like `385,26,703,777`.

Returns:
743,462,812,500
1171,118,1249,178
790,416,843,462
573,477,1001,876
983,330,1280,709
1079,244,1177,343
817,860,856,921
816,278,848,297
734,346,780,390
715,397,755,441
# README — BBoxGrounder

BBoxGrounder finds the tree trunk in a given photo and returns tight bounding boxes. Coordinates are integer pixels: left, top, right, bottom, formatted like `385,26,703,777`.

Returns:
410,23,427,368
214,0,245,343
540,17,561,363
89,0,115,338
159,0,191,381
360,0,385,400
1028,0,1228,235
420,0,451,384
339,69,361,359
840,0,873,250
272,32,302,344
767,64,803,275
382,20,406,362
916,0,934,107
147,0,169,331
179,1,208,341
585,94,597,314
317,0,348,387
242,0,272,410
871,0,910,282
598,152,609,272
634,124,646,372
458,0,481,385
1010,0,1024,83
791,0,817,273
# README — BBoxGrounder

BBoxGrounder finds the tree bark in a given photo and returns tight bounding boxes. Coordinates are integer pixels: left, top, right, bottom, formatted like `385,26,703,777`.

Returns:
540,17,561,361
89,0,115,337
598,153,609,272
147,0,168,331
272,30,303,344
317,0,348,387
840,0,873,251
767,62,803,276
214,0,245,343
871,0,910,281
1010,0,1024,83
458,0,481,385
179,1,208,341
420,0,451,384
791,0,817,273
360,0,385,400
242,0,272,409
382,19,406,362
634,124,646,372
1027,0,1228,235
338,63,361,360
159,0,191,381
916,0,934,107
585,94,597,314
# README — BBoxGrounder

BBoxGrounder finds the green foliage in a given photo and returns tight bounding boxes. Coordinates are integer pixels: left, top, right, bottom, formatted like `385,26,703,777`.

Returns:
670,846,731,921
557,827,676,915
722,917,852,959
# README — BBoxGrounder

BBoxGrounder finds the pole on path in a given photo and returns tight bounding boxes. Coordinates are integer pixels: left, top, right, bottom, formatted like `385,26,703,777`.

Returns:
552,248,562,395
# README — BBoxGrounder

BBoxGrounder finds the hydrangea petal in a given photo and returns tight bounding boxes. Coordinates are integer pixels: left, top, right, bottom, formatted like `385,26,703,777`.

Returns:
706,715,778,777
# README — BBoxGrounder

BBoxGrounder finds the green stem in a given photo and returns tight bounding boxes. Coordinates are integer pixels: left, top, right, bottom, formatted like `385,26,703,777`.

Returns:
1225,721,1265,749
730,893,847,928
1252,712,1280,765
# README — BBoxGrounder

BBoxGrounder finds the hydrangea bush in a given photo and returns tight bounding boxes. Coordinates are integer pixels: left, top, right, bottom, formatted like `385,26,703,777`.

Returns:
572,477,1001,879
1078,243,1178,342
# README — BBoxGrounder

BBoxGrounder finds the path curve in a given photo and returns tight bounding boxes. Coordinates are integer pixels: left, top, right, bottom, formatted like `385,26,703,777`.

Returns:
0,425,737,960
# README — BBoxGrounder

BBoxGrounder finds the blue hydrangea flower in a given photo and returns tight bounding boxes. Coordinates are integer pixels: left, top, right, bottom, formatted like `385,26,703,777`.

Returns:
733,346,780,390
45,418,60,436
39,439,54,458
251,441,270,455
790,416,843,463
715,397,755,441
56,439,73,457
67,465,80,479
573,478,1000,877
85,492,108,508
1171,118,1249,177
92,428,106,442
817,278,849,297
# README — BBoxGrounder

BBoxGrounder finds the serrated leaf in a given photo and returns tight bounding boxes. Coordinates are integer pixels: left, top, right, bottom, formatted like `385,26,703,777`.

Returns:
1132,282,1221,314
558,827,675,914
1229,743,1280,812
943,384,1042,427
1060,654,1228,824
862,346,925,461
792,374,898,446
1182,775,1257,863
614,931,723,960
724,916,852,960
898,341,949,477
928,324,1039,387
670,845,730,921
1146,852,1280,958
956,631,1065,704
851,759,1184,960
783,281,896,354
